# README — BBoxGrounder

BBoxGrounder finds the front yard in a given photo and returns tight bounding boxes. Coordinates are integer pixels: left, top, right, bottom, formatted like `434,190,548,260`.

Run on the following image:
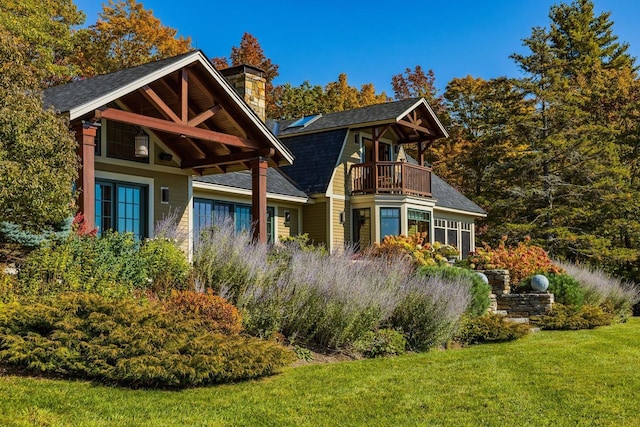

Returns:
1,319,638,426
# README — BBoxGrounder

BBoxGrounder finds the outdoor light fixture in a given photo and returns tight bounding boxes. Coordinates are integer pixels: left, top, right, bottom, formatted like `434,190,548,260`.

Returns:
354,133,360,145
339,211,345,224
134,127,149,158
158,152,173,161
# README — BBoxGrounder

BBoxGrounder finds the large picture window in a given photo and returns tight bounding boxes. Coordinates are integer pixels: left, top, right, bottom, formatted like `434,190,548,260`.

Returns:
193,198,274,243
433,219,474,258
95,180,147,240
380,207,400,239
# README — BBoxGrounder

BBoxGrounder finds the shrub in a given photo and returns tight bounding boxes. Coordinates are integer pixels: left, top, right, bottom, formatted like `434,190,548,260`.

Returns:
366,233,457,267
535,304,613,330
0,293,294,388
192,221,472,352
454,314,531,345
164,289,242,335
418,266,491,317
389,273,470,351
556,261,640,323
18,231,145,297
545,273,585,307
467,236,562,287
353,329,407,358
138,238,191,296
16,232,190,298
0,270,17,303
192,219,276,298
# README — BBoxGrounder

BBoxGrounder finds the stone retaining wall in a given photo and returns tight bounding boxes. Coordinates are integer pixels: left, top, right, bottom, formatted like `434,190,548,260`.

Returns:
481,269,554,319
496,293,554,318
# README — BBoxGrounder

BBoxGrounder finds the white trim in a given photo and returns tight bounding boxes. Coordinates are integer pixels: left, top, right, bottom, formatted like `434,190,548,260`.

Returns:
327,196,334,251
187,176,193,261
394,98,449,139
95,170,155,238
433,205,486,218
160,186,169,204
192,181,309,204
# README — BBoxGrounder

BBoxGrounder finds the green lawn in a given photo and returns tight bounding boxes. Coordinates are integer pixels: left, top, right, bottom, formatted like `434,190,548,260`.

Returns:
2,319,640,427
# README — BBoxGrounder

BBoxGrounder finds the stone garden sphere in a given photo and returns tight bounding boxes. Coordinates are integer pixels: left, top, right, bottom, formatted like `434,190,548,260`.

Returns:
475,272,489,285
531,274,550,292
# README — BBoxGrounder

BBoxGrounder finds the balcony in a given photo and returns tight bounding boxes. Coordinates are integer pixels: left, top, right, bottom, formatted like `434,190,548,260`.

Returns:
350,162,432,197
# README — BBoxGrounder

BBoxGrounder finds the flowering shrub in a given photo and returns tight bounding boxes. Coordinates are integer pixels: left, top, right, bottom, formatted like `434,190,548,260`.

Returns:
367,233,459,267
467,236,561,287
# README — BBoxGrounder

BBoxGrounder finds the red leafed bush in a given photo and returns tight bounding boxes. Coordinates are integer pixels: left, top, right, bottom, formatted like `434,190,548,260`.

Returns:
72,212,97,237
467,236,562,287
164,289,243,335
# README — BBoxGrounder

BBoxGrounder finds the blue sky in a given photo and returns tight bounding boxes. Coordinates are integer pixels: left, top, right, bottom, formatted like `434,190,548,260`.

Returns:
73,0,640,94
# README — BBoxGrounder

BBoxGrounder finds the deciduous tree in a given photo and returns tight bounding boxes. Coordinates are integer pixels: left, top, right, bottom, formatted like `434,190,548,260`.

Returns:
0,0,84,86
73,0,191,77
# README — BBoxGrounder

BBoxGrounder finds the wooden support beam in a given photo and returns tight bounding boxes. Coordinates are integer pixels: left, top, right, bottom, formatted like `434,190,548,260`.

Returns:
73,121,99,230
188,104,221,127
95,107,260,150
397,119,434,136
181,69,189,124
182,148,274,169
251,157,268,243
140,85,181,123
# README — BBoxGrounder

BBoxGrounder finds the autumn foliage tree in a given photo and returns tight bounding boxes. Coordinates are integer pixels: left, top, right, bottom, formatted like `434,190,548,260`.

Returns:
73,0,191,77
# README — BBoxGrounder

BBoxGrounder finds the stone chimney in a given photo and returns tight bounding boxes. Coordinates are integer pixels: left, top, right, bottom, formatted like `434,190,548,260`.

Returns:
220,64,267,122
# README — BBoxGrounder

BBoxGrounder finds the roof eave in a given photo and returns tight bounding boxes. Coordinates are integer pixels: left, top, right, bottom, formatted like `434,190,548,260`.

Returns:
67,50,294,166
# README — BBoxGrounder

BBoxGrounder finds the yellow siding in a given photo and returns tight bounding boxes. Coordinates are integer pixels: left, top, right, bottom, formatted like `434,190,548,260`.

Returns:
303,201,327,245
329,130,361,195
331,198,347,247
276,207,299,239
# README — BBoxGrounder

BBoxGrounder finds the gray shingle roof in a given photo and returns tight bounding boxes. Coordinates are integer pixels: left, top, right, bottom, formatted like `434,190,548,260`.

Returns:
275,98,422,136
194,167,308,199
431,174,486,215
43,51,197,113
278,129,348,195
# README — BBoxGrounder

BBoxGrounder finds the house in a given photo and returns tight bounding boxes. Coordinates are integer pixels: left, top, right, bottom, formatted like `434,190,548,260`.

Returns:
44,51,485,257
267,99,487,256
43,50,294,254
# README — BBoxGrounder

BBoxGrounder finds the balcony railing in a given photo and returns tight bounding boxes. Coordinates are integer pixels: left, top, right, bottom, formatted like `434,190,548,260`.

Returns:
350,162,432,197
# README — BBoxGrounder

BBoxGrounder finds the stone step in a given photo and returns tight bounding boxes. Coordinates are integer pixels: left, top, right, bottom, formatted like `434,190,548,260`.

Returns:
504,317,529,324
494,310,508,316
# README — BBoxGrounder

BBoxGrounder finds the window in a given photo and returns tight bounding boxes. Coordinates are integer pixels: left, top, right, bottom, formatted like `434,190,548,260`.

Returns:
286,114,322,129
434,219,446,244
408,209,430,237
95,180,147,240
106,121,149,163
193,198,275,243
380,207,400,239
433,219,473,257
447,220,459,248
353,208,371,251
461,222,473,258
